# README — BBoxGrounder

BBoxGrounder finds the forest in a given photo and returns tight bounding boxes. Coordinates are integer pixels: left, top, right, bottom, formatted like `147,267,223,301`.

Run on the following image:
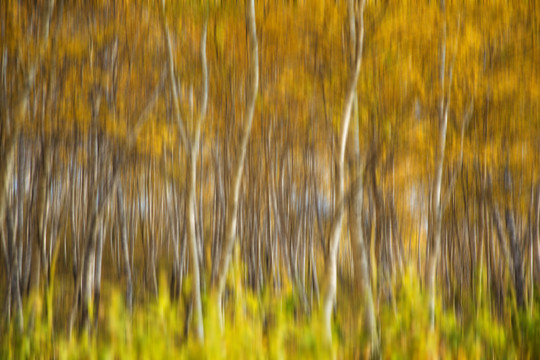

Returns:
1,0,540,358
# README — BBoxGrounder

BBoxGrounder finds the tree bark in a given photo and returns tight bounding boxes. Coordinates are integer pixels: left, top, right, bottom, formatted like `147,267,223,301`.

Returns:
504,168,525,308
0,0,55,241
6,211,23,331
117,184,133,313
213,0,259,313
322,0,365,343
426,0,450,329
348,103,378,353
79,167,118,334
158,4,208,340
533,183,540,288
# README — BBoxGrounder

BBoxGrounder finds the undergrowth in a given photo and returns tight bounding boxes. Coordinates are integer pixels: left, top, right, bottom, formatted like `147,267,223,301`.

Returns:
2,267,540,359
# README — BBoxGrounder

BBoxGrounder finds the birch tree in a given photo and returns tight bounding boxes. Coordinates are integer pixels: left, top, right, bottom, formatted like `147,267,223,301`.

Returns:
212,0,259,313
0,0,55,332
322,0,366,343
426,0,453,329
158,0,208,341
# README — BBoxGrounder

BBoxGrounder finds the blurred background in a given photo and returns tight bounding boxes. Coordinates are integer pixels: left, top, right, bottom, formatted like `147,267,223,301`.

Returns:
1,0,539,357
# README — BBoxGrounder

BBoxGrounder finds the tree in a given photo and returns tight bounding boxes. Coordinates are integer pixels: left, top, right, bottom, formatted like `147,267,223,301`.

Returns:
322,0,366,344
212,0,259,319
158,0,208,341
0,0,55,332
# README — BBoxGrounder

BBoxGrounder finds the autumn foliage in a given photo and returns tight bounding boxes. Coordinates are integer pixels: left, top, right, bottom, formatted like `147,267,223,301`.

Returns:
1,0,540,358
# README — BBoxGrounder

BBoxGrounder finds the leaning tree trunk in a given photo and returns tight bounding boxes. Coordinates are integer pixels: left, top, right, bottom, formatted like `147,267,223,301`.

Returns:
321,0,365,344
159,2,208,340
344,0,377,352
213,0,259,314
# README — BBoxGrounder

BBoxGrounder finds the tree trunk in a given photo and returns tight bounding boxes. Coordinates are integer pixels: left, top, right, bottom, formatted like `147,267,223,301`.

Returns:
6,211,23,331
348,101,378,353
186,149,204,341
159,5,208,340
93,225,104,331
213,0,259,311
70,165,118,337
426,0,449,329
533,183,540,288
322,0,365,343
504,168,524,308
0,0,55,242
117,185,133,313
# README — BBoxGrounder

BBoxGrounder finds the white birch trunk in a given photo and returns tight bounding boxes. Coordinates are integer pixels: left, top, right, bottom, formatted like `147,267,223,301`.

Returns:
322,0,365,343
426,0,448,329
159,3,208,340
213,0,259,312
348,100,379,353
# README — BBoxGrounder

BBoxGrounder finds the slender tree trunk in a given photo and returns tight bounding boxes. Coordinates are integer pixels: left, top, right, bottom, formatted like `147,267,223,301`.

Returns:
348,102,378,353
35,141,52,293
322,0,365,343
213,0,259,310
117,184,133,313
93,225,104,331
186,149,204,340
6,211,23,331
504,168,525,308
0,0,55,240
159,5,208,340
533,183,540,288
344,0,377,352
16,136,25,298
426,0,449,329
70,164,118,337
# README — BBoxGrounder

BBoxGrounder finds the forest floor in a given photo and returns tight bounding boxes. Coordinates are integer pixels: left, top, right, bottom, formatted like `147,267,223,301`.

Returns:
2,262,540,359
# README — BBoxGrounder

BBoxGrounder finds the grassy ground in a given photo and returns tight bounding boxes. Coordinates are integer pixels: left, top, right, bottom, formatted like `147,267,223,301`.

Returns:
2,264,540,359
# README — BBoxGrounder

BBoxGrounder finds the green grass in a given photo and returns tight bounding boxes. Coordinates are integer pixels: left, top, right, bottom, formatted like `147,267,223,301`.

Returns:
2,266,540,359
